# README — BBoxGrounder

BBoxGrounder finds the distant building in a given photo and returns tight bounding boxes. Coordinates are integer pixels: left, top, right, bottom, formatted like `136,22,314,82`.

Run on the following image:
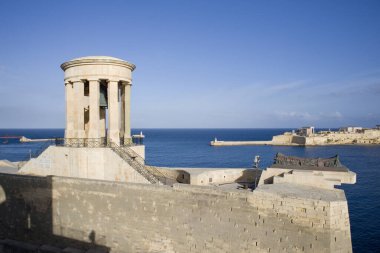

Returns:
339,126,363,133
296,126,315,137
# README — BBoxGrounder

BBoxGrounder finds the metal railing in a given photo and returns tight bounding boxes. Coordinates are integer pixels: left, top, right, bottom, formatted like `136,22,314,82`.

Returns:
54,138,108,148
118,145,178,186
145,165,178,186
54,138,176,185
107,142,160,184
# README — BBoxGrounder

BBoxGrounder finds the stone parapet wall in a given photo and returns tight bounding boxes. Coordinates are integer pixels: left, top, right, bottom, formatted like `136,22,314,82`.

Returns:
272,134,293,144
291,135,306,145
186,168,260,186
267,134,307,145
0,173,352,252
258,168,356,189
19,146,149,184
146,166,191,184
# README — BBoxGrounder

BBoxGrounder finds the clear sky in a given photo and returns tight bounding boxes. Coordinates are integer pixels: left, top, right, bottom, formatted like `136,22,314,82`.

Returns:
0,0,379,128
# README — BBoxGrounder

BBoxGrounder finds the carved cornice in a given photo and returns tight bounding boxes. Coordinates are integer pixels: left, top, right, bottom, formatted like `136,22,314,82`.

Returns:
120,80,132,86
87,79,101,83
67,78,84,83
107,80,120,84
61,56,136,71
63,75,132,84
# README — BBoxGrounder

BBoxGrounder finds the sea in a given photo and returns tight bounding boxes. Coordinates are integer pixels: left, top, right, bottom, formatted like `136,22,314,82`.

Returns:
0,128,379,253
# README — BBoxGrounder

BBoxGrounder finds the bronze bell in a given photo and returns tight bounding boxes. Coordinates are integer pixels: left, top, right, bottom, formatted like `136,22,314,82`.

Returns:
100,84,108,108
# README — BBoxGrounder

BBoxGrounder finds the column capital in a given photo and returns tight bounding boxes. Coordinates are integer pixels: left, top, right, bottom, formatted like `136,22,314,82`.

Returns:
120,80,132,86
107,79,120,84
87,78,101,83
67,78,84,84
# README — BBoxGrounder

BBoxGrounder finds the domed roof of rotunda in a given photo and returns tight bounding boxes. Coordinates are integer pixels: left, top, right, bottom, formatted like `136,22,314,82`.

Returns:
61,56,135,71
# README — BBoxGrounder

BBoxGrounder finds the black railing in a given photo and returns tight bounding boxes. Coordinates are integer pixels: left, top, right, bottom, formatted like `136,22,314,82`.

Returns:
145,165,178,186
117,144,177,185
54,138,139,148
107,142,159,184
54,138,176,185
54,138,107,148
17,137,176,185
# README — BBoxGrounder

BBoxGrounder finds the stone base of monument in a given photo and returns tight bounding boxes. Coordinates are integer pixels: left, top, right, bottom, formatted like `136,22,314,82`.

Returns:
18,146,149,184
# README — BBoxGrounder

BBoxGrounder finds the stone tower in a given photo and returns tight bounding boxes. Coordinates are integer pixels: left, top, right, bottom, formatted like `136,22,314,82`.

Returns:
61,56,136,145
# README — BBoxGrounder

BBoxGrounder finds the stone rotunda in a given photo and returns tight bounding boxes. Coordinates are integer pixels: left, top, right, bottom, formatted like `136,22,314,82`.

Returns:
61,56,136,145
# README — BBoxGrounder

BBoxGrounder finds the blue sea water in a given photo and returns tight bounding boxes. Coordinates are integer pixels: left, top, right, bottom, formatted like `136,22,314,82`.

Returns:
0,128,379,252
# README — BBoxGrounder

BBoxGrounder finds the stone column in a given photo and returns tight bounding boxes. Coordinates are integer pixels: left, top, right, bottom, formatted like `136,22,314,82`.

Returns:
73,80,85,139
123,82,132,144
120,85,125,140
88,79,100,139
108,80,120,145
64,81,75,138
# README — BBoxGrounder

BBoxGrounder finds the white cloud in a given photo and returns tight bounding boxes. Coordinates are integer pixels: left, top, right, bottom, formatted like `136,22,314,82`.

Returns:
274,111,343,121
265,80,308,93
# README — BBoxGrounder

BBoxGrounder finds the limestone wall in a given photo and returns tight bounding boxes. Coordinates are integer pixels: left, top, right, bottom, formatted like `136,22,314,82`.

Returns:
0,173,352,253
272,134,293,144
130,145,145,159
259,168,356,189
186,168,260,186
258,168,292,185
292,135,306,145
19,146,149,184
271,134,307,145
305,131,380,145
271,130,380,146
147,167,191,184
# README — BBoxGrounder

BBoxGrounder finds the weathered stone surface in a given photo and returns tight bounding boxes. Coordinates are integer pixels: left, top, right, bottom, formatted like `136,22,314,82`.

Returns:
0,173,352,252
19,146,149,184
61,56,135,145
258,166,356,189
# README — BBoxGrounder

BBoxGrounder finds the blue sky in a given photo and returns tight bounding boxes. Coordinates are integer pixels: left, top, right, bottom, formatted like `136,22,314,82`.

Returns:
0,0,379,128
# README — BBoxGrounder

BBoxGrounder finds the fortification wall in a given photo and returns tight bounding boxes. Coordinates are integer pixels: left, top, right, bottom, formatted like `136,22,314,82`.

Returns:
186,168,260,186
19,146,149,184
147,167,191,184
272,134,293,144
271,135,306,145
0,173,352,253
291,135,306,145
305,131,380,145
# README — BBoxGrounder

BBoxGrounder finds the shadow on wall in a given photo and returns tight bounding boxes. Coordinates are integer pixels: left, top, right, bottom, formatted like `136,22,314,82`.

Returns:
0,173,110,252
175,170,190,184
235,169,262,189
